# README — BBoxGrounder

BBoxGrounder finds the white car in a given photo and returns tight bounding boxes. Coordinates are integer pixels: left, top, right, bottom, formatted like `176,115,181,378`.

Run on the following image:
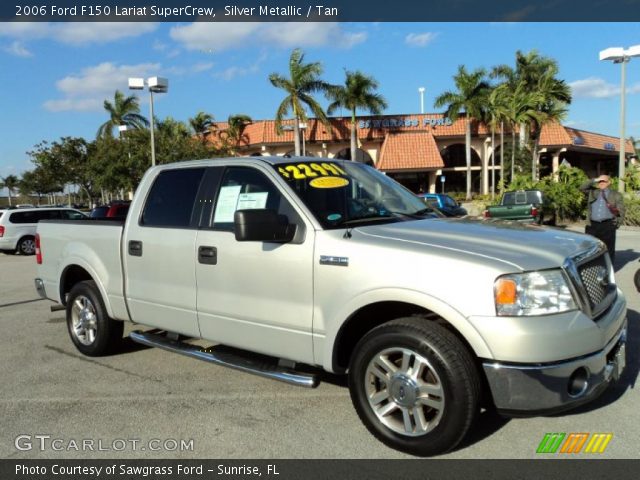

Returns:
0,207,86,255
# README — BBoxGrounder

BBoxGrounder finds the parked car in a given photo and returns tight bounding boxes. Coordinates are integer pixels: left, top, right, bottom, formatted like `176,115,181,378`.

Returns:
90,201,130,220
418,193,467,217
484,189,556,225
0,207,86,255
35,158,626,456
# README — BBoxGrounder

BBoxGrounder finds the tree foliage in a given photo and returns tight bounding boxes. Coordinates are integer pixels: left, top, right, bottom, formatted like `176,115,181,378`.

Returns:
269,48,333,156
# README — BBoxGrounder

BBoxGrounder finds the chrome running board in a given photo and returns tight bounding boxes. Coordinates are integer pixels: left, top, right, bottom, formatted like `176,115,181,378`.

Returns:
129,330,318,388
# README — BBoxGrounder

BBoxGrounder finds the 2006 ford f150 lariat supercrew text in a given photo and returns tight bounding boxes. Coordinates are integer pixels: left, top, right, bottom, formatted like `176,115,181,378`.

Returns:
34,157,627,456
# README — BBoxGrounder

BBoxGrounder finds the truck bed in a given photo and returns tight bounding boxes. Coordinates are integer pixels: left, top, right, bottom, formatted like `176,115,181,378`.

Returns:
36,219,128,321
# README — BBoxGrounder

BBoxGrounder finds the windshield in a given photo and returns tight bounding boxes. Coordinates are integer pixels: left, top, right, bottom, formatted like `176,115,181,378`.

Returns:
272,160,431,229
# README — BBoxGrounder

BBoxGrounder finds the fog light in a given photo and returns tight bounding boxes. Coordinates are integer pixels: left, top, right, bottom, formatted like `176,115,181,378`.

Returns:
568,367,589,397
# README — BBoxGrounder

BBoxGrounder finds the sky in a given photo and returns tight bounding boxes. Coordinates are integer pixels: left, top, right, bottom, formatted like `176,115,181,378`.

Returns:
1,21,640,192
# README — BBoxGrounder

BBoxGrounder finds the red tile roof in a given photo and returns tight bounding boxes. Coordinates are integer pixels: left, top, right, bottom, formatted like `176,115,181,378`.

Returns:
206,114,493,147
540,122,635,153
205,117,635,158
377,132,444,171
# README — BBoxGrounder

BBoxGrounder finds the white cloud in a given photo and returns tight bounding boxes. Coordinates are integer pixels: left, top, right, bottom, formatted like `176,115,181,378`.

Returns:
261,23,367,48
45,62,161,112
569,77,640,98
213,52,267,81
192,62,214,73
570,77,618,98
0,22,157,46
3,40,32,57
43,98,104,112
405,32,438,48
170,22,260,51
170,22,366,51
166,62,215,76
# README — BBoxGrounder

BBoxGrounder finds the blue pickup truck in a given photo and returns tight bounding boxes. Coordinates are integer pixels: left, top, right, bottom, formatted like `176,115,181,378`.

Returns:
418,193,467,217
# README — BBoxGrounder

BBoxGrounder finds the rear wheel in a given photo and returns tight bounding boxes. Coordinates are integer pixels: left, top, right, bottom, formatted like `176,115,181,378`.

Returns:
17,236,36,255
66,280,123,356
348,317,480,456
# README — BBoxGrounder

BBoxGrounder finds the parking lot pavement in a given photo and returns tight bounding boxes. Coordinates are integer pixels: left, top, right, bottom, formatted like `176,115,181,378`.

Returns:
0,230,638,459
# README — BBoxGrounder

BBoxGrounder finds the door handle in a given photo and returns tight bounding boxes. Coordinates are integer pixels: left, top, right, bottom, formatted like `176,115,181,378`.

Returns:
128,240,143,257
198,246,217,265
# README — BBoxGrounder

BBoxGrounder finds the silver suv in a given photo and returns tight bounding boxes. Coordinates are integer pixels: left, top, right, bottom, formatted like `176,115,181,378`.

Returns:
0,207,86,255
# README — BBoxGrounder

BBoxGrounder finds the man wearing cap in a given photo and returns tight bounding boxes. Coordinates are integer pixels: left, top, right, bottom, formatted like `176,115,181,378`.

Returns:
580,174,625,263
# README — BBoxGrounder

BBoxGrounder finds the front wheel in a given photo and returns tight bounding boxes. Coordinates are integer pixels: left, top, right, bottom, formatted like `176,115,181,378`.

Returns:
66,280,123,356
348,318,480,456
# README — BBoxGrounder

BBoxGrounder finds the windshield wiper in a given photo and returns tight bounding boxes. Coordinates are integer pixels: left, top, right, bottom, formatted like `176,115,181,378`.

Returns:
339,214,397,226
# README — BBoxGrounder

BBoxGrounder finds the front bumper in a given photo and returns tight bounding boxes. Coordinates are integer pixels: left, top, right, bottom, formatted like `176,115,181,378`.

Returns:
483,319,627,414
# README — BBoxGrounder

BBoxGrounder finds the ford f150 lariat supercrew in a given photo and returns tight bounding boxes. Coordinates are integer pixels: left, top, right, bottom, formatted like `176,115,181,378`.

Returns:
34,157,627,456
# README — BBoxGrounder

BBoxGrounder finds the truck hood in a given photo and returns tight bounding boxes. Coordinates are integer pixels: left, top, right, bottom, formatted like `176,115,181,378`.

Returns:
358,218,598,272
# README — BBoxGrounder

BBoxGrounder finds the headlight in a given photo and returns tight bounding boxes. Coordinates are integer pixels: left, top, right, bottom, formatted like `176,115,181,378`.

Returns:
494,269,577,316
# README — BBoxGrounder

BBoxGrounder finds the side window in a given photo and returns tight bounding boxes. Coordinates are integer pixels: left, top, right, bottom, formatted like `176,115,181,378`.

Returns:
141,168,205,228
39,210,62,221
211,167,295,231
62,210,86,220
9,211,35,223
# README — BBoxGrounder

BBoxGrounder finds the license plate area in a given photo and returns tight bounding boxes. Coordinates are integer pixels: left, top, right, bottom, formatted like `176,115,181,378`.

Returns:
606,341,626,382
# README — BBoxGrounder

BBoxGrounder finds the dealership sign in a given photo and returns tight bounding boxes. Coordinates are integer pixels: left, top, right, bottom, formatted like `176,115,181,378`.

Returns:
358,117,453,129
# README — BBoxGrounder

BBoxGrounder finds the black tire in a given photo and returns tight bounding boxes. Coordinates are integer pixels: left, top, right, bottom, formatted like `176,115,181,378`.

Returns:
17,236,36,255
66,280,123,356
634,268,640,293
348,317,480,456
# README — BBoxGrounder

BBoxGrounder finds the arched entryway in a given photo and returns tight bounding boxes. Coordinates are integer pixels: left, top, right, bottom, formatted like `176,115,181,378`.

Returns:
439,143,482,194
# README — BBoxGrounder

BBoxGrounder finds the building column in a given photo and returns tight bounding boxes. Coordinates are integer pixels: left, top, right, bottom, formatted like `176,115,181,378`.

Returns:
428,171,438,193
482,138,490,195
551,148,567,181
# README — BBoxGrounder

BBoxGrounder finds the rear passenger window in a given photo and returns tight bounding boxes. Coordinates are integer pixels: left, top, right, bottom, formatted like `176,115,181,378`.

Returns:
9,211,37,223
141,168,205,228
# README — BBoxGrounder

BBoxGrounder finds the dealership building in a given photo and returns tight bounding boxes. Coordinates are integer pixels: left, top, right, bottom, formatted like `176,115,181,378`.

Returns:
213,113,636,195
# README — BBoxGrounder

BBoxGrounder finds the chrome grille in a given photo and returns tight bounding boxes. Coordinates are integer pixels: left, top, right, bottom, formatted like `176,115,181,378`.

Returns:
579,255,610,308
565,247,616,319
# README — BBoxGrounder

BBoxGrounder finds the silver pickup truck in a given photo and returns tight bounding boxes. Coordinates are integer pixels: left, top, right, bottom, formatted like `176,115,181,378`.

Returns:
34,157,627,456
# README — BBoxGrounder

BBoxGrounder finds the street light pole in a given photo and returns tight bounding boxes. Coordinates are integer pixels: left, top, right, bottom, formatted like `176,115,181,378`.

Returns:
599,45,640,192
128,76,168,168
619,57,627,192
418,87,425,114
149,88,156,167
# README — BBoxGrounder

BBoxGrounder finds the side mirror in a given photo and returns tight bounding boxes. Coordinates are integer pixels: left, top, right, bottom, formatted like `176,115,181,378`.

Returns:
234,209,296,243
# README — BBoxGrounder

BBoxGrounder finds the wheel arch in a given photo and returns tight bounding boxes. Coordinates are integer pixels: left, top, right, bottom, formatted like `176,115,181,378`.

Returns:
60,264,94,304
58,263,115,318
331,298,491,374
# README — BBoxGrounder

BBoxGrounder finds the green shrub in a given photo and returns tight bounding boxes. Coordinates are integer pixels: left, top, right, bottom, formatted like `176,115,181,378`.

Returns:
623,194,640,226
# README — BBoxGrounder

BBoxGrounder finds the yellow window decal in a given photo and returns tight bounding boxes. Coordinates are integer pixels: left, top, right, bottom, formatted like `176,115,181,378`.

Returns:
309,176,350,189
277,162,347,181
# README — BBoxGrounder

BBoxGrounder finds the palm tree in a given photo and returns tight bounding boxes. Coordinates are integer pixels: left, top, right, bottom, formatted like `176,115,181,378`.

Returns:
221,114,253,155
492,82,545,182
434,66,491,200
1,174,19,206
327,70,388,162
97,90,149,139
486,88,508,199
528,72,570,179
269,48,332,156
189,111,215,143
494,51,571,180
